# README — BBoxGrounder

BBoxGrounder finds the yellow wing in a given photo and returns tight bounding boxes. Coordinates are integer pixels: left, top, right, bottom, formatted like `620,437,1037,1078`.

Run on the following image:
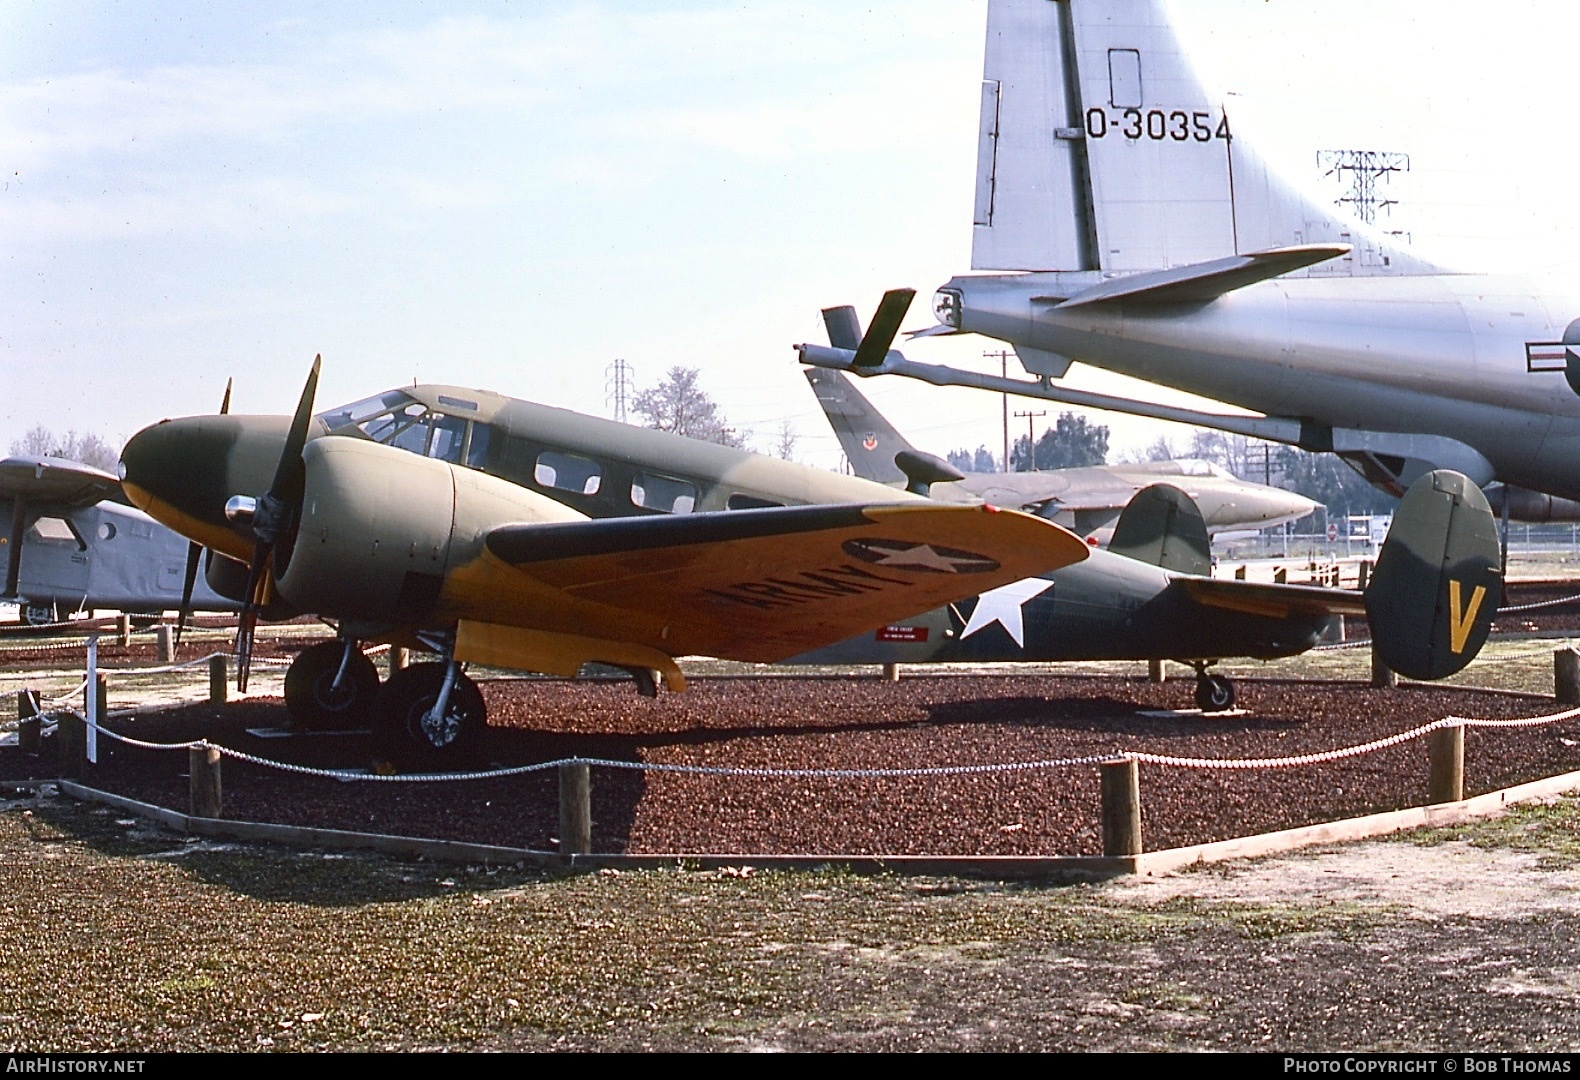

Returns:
447,503,1088,675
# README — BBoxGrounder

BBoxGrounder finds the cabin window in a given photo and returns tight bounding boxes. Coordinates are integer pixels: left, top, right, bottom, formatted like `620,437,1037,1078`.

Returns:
30,516,84,550
96,522,117,541
727,493,782,510
535,451,603,495
631,472,696,514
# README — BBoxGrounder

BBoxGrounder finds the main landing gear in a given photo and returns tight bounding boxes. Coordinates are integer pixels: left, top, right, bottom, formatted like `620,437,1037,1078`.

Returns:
371,661,486,768
1191,663,1236,713
283,639,381,730
283,636,489,767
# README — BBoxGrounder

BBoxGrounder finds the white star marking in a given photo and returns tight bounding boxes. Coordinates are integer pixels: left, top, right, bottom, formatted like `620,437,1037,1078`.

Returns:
959,578,1055,648
870,543,991,573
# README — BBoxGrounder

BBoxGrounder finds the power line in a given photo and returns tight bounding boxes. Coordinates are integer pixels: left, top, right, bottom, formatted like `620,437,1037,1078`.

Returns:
605,359,634,423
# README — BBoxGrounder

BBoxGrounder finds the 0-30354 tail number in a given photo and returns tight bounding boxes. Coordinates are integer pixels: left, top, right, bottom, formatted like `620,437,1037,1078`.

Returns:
1084,107,1230,143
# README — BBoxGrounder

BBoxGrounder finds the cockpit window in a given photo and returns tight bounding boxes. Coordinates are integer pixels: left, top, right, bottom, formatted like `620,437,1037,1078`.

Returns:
318,391,419,433
321,392,492,469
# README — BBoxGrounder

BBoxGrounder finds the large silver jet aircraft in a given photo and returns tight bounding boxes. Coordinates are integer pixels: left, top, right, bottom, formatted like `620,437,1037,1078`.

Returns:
797,0,1580,522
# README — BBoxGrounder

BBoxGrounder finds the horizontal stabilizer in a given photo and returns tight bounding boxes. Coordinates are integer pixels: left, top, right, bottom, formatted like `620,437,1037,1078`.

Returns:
1053,245,1350,309
1181,578,1367,620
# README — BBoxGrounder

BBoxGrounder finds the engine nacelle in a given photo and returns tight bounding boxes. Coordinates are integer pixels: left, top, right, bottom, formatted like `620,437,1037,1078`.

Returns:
274,437,583,624
1483,483,1580,524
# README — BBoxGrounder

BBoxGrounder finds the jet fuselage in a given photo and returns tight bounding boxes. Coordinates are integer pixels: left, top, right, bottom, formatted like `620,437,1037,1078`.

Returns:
944,270,1580,500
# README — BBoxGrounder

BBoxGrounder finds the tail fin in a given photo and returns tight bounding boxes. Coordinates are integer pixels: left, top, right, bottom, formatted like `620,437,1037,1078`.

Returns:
1107,483,1211,575
972,0,1439,275
804,364,918,487
1366,470,1501,681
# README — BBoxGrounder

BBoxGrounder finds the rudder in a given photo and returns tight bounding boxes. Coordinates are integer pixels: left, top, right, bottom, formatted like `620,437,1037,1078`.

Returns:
1365,470,1502,681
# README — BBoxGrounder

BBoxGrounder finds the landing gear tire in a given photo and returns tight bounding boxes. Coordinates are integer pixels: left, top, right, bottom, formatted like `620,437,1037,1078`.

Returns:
371,662,486,769
1194,673,1235,713
284,640,381,730
22,603,57,628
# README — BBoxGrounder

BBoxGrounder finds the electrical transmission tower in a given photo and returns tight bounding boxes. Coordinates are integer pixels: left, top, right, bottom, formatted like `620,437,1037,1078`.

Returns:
1316,149,1409,227
605,359,634,423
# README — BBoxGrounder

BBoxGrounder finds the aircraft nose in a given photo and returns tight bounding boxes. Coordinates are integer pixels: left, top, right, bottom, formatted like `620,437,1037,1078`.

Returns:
120,417,242,528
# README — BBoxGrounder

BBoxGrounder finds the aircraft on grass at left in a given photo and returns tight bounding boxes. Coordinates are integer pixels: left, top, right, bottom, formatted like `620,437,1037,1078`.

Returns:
2,455,235,626
117,359,1092,767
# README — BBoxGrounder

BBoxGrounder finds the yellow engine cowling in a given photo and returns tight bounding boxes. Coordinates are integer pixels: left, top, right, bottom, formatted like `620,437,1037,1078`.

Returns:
274,437,583,624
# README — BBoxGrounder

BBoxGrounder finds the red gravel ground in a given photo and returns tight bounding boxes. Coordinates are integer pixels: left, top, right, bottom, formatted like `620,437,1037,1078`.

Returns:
6,673,1576,857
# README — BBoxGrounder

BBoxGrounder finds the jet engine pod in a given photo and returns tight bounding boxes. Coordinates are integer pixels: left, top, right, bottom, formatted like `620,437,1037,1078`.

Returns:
1365,470,1501,681
273,438,585,626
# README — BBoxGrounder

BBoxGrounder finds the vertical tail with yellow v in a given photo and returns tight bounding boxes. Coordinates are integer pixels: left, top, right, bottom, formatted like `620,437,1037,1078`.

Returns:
1366,471,1502,681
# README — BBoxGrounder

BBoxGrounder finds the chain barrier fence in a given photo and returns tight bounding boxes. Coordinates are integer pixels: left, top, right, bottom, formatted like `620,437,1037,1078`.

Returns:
40,698,1580,785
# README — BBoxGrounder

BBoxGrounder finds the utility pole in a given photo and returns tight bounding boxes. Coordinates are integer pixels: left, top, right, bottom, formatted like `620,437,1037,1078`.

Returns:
985,349,1014,471
1316,149,1408,229
1013,409,1046,472
605,359,633,423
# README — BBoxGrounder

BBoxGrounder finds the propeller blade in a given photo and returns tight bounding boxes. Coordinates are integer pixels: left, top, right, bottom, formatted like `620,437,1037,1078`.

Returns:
266,355,321,513
234,357,321,691
174,540,202,653
3,498,24,600
219,377,233,416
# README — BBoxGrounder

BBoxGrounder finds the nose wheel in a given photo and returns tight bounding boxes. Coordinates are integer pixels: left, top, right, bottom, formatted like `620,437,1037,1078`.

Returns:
371,661,487,768
284,639,381,730
1192,667,1235,713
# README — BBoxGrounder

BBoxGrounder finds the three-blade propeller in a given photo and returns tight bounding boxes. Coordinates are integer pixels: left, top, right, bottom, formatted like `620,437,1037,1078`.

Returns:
232,359,321,690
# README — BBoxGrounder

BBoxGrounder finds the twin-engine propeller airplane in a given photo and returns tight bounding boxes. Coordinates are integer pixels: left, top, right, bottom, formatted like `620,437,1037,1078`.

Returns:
798,0,1580,521
118,359,1093,766
121,359,1500,757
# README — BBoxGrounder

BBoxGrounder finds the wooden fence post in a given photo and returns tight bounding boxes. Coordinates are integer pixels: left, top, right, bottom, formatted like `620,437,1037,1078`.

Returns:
559,762,592,856
1556,649,1580,705
882,663,901,683
156,624,175,663
1371,645,1397,689
209,655,228,705
1100,758,1142,857
57,712,85,778
189,745,223,818
1428,725,1465,804
116,614,131,647
1147,658,1166,683
16,690,40,754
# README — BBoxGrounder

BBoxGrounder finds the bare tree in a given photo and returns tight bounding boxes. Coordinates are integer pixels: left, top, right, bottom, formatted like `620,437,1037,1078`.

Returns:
631,367,747,449
774,420,798,462
9,426,119,472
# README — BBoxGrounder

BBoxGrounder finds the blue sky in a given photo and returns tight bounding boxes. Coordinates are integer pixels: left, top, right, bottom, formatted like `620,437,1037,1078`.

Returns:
3,1,1577,470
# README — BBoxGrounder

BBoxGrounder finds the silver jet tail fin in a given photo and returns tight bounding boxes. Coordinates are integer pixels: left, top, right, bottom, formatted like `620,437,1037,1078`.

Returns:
972,0,1438,275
